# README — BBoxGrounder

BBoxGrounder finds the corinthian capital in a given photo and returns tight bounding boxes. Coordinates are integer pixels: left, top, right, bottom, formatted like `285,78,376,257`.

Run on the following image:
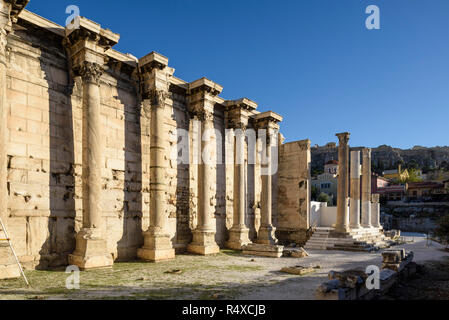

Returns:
77,61,103,85
336,132,350,146
146,89,168,108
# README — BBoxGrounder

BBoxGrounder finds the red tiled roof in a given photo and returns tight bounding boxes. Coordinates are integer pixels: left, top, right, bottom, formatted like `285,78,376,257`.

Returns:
408,182,444,189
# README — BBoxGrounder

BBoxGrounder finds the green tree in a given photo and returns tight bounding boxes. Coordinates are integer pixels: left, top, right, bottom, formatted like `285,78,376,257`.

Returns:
435,215,449,248
405,168,423,183
311,185,318,201
317,193,332,206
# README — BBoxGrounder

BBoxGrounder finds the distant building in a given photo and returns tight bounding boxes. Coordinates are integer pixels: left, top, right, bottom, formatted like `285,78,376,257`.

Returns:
377,184,407,201
382,165,410,182
372,174,390,193
312,160,338,205
406,182,445,200
382,165,423,182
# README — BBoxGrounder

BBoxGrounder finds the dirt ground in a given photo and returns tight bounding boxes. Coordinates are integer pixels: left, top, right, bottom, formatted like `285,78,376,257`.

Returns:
383,255,449,300
0,238,448,300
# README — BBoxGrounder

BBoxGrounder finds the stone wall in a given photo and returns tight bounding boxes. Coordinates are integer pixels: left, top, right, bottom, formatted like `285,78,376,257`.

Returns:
0,7,312,271
276,140,311,244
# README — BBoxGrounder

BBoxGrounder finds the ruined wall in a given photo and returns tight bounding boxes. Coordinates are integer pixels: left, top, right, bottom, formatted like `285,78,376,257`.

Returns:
1,8,298,270
276,140,311,244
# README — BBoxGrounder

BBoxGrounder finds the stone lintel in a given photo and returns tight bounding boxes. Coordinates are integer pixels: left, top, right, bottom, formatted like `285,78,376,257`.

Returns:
225,98,258,111
65,16,120,50
253,111,283,124
189,77,223,96
139,51,169,71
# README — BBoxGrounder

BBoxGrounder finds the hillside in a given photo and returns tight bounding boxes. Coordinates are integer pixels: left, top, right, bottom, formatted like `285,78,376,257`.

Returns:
311,144,449,175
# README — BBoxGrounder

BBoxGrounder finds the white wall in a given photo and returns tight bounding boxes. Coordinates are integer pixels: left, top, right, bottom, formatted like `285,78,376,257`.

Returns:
310,202,345,228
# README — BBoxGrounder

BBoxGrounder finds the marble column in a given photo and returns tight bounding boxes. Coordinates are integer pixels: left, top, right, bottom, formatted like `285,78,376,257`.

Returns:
226,128,250,250
0,4,9,232
371,194,381,229
187,110,220,255
257,129,275,244
137,90,175,262
335,132,350,233
361,148,372,228
137,52,175,262
349,151,361,229
224,99,256,250
66,19,119,269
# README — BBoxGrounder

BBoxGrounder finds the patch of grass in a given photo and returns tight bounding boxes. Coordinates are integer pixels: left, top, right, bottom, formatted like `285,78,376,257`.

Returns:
224,265,263,272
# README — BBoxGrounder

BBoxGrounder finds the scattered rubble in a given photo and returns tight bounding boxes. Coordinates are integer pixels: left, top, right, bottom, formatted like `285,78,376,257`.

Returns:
316,248,417,300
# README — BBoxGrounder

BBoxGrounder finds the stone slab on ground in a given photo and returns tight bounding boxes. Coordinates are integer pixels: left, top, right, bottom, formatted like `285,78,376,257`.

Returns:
242,244,284,258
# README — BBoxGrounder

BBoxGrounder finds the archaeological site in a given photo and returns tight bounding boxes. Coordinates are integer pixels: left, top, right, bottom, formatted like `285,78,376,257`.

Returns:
0,1,447,305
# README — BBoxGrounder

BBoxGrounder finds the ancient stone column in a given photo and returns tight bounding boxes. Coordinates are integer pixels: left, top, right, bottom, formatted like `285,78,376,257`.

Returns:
187,78,222,255
0,1,10,233
371,194,381,229
224,99,256,250
361,148,372,228
254,112,283,245
137,53,175,262
66,18,119,269
0,0,29,280
335,132,350,233
349,151,361,229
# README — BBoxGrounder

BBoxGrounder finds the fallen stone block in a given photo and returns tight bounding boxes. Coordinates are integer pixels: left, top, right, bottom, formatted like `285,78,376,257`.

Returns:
283,247,309,258
242,243,284,258
281,265,316,276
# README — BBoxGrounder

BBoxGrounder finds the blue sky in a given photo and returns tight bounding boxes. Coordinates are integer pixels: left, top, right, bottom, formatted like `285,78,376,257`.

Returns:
26,0,449,149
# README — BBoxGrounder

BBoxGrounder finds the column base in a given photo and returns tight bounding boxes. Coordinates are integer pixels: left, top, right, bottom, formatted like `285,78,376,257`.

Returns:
68,229,113,270
187,229,219,255
0,243,20,279
137,230,175,262
334,225,350,234
226,227,251,250
256,225,278,245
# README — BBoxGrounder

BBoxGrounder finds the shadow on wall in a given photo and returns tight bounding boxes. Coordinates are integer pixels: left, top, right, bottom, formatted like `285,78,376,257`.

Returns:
214,110,227,248
116,74,143,261
37,35,76,270
171,90,192,252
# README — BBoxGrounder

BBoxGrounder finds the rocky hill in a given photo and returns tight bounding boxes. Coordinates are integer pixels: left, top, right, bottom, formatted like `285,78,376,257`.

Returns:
311,144,449,174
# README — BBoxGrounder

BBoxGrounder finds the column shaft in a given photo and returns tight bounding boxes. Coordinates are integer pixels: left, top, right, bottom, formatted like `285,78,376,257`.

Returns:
85,80,103,233
361,148,372,228
199,118,213,230
256,130,276,245
371,194,381,228
349,151,361,229
335,133,350,233
149,103,166,232
0,36,7,228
